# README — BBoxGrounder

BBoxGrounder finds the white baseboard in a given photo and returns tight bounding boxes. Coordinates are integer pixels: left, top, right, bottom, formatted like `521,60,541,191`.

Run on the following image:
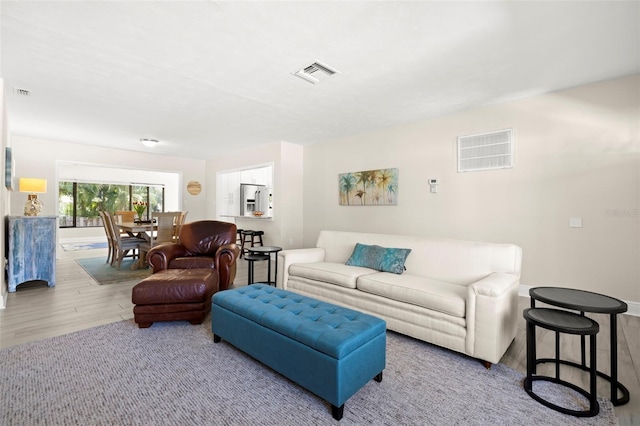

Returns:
519,285,639,317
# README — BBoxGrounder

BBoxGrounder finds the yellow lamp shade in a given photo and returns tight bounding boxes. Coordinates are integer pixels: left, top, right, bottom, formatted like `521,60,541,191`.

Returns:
19,178,47,194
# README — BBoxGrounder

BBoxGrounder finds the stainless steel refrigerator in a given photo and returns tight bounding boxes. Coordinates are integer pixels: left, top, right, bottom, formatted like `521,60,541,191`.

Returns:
240,183,269,216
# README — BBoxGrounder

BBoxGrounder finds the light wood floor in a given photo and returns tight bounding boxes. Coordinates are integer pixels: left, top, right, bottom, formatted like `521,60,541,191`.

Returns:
1,246,638,424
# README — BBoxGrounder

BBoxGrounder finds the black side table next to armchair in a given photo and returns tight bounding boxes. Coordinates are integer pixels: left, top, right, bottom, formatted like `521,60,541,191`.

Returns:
246,246,282,286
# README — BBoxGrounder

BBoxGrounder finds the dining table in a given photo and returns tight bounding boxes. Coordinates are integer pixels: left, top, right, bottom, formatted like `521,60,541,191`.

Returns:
117,221,156,241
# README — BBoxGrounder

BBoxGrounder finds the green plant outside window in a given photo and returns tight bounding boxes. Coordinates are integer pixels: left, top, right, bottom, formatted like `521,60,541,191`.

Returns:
58,182,164,228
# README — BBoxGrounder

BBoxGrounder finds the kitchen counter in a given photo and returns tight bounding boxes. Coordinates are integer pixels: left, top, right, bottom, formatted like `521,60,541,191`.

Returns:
220,215,273,220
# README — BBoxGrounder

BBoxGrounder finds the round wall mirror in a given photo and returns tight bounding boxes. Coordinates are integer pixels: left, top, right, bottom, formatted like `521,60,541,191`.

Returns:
187,180,202,195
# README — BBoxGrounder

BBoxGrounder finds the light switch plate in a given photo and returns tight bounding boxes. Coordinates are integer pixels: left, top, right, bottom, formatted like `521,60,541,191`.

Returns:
569,218,583,228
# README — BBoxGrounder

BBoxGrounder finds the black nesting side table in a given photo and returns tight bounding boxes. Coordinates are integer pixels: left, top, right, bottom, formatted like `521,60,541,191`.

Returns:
246,246,282,286
244,253,270,285
529,286,629,406
523,307,600,417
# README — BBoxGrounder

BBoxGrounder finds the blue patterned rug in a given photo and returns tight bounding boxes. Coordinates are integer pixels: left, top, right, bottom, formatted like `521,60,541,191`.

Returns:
76,257,151,284
60,241,109,251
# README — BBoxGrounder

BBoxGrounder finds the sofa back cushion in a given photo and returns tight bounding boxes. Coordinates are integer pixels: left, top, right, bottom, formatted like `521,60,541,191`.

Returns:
289,262,376,289
316,230,522,285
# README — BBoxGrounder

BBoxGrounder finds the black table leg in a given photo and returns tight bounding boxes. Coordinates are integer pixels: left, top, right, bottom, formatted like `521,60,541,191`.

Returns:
530,298,537,374
274,254,278,287
610,313,630,405
267,254,272,285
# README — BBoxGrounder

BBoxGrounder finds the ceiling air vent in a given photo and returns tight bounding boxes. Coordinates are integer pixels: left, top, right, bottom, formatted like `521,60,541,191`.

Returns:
293,61,339,84
457,129,513,172
14,88,31,97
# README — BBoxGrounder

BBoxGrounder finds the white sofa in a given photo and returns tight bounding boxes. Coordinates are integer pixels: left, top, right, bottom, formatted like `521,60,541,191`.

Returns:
277,231,523,365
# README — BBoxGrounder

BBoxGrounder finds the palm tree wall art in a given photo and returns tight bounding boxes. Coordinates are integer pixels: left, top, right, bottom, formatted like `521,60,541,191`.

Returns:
339,168,398,206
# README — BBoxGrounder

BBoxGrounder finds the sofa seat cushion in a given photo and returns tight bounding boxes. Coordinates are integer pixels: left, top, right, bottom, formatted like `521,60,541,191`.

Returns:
356,273,467,318
288,262,377,289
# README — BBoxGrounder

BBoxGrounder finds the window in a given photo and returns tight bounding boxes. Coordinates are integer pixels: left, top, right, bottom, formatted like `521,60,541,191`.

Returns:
58,181,164,228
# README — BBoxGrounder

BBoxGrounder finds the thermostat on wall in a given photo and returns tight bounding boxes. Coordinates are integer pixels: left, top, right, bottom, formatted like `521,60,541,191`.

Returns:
429,178,439,193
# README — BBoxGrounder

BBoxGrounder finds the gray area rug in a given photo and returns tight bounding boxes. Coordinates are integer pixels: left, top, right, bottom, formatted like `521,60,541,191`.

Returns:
0,319,616,425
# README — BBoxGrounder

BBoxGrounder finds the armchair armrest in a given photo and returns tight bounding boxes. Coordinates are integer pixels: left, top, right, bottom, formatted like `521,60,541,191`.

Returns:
147,243,190,273
277,247,326,290
465,272,520,364
214,243,240,291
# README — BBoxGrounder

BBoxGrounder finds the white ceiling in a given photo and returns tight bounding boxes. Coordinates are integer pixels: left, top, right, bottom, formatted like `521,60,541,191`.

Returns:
1,1,639,160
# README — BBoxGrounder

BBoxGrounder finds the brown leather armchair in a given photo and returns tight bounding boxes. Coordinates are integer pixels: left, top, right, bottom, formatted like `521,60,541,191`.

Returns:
146,220,240,290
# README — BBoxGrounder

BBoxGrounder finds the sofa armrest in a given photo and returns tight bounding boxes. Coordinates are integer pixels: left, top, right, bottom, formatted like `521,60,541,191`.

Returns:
214,243,240,291
277,247,326,290
147,243,190,273
465,272,520,364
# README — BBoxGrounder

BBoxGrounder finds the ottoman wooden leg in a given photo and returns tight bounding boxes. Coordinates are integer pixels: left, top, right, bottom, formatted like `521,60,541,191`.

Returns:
137,322,152,328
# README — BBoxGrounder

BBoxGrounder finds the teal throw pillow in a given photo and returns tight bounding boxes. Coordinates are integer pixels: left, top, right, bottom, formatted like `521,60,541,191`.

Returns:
345,243,412,275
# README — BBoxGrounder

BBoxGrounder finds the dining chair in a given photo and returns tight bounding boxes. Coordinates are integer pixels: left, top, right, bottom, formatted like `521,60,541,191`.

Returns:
98,211,115,265
102,210,133,266
149,212,182,249
105,211,147,269
172,211,188,243
115,210,136,223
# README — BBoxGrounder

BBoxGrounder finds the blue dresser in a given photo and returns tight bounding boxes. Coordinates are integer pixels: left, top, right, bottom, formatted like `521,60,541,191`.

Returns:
7,216,57,292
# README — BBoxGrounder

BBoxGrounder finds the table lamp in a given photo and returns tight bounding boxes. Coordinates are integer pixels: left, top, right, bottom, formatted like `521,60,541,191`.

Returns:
19,177,47,216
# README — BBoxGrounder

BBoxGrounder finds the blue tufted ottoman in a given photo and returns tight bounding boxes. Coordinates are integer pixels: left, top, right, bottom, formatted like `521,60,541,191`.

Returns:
211,284,386,420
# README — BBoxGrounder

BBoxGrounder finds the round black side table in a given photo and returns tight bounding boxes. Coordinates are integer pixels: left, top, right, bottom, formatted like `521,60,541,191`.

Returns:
529,286,629,406
246,246,282,286
523,307,600,417
244,253,269,285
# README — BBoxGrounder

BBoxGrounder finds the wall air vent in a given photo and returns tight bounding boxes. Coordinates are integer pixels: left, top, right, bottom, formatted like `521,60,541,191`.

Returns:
293,61,339,84
457,129,513,172
14,88,31,97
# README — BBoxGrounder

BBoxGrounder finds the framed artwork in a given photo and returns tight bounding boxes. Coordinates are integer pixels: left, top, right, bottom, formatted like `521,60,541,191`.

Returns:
339,168,398,206
5,147,14,190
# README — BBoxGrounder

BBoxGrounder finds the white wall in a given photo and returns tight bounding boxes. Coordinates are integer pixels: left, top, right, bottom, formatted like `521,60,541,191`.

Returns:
10,135,208,242
206,141,303,249
303,75,640,304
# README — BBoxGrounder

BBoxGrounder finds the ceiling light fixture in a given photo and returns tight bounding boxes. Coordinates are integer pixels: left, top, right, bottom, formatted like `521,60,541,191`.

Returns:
140,138,159,148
